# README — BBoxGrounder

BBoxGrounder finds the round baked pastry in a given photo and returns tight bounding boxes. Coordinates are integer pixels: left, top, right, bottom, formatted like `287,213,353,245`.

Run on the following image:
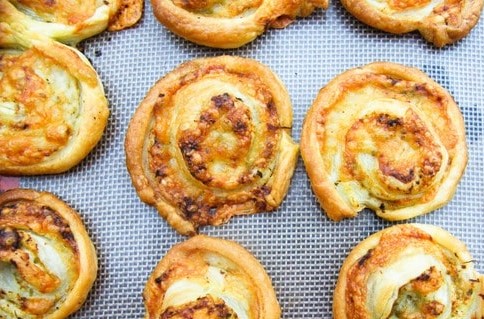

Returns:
0,189,97,319
301,62,467,222
125,56,299,236
143,235,281,319
341,0,484,47
150,0,328,48
0,0,143,44
0,25,109,175
334,224,483,319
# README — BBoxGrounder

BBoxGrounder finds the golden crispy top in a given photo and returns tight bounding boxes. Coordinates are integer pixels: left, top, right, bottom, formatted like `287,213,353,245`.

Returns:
341,0,483,46
150,0,328,48
334,224,481,319
0,47,79,166
301,63,467,222
0,189,97,319
172,0,262,17
126,56,298,235
0,196,79,317
143,235,280,319
13,0,98,25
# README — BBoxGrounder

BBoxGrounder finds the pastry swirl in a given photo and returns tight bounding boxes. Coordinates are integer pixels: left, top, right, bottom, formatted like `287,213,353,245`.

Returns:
0,189,97,319
150,0,328,48
126,56,299,236
301,62,467,221
143,235,281,319
340,0,483,47
333,224,483,319
0,0,143,44
0,25,109,175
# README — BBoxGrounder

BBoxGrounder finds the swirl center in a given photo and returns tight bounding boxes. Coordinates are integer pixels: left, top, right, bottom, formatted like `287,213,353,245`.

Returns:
344,104,446,200
178,93,261,190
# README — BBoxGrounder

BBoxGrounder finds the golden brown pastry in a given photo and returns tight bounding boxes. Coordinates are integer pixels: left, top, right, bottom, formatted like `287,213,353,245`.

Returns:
125,56,299,236
0,188,97,319
301,62,467,222
340,0,484,47
0,0,143,44
0,24,109,175
150,0,328,48
144,235,281,319
333,224,483,319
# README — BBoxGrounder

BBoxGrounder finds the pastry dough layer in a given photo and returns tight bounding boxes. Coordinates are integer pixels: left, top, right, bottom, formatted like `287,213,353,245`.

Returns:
0,27,109,175
341,0,484,46
143,235,280,319
301,62,467,221
0,0,142,43
333,224,483,319
125,56,299,236
150,0,328,48
0,189,97,319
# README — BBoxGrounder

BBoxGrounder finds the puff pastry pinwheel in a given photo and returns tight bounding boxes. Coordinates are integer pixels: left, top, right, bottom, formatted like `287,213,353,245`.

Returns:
125,56,299,236
334,224,483,319
150,0,328,48
0,25,109,175
340,0,484,47
144,235,281,319
0,189,97,319
0,0,143,44
301,62,467,222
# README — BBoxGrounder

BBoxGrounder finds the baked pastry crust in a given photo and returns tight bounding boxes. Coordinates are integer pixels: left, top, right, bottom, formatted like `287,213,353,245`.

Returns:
125,55,299,236
341,0,484,47
0,0,143,44
333,224,483,319
143,235,281,319
150,0,328,48
0,25,109,175
301,62,467,221
0,188,97,319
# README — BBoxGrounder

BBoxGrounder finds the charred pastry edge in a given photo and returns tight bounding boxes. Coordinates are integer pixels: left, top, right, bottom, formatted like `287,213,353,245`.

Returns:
143,235,281,319
0,188,97,319
125,55,299,236
150,0,328,49
333,223,482,319
340,0,484,47
0,27,109,176
300,61,467,222
0,0,142,45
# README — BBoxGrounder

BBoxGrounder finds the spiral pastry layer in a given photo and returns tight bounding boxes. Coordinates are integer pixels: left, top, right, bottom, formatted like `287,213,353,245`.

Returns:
150,0,328,48
144,235,280,319
0,0,142,44
0,25,109,175
125,56,298,236
340,0,483,47
334,224,483,319
301,62,467,221
0,189,97,319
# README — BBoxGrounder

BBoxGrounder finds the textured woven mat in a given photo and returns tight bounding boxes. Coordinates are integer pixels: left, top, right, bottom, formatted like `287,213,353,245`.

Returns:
17,0,484,317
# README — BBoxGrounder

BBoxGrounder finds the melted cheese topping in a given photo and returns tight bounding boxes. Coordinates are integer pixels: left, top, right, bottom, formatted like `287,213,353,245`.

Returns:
162,266,250,319
366,0,444,18
143,235,281,319
11,0,99,25
0,201,79,318
172,0,261,18
345,226,480,319
148,65,287,228
320,73,457,213
0,48,80,166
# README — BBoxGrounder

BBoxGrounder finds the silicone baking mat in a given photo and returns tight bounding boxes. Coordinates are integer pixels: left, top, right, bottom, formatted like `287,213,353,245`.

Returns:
13,0,484,317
